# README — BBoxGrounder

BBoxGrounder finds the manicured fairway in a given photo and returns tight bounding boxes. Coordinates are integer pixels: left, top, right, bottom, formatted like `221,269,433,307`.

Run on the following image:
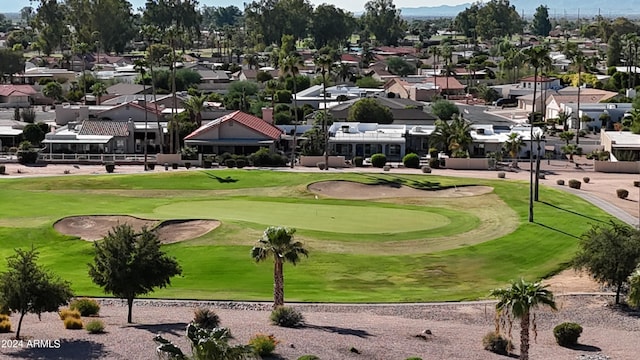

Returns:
0,170,618,302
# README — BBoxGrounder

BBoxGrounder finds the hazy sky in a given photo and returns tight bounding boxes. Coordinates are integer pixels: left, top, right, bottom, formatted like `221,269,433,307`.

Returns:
2,0,471,14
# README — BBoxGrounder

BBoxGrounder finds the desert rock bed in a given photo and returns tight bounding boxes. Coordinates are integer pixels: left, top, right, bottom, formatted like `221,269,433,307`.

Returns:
1,295,638,360
53,215,220,243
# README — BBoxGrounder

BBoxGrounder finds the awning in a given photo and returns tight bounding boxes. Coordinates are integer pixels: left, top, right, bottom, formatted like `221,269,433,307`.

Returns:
43,138,111,144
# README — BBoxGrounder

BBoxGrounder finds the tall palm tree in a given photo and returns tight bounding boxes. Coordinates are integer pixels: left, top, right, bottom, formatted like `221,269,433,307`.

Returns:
429,45,441,70
315,54,334,170
74,42,91,104
557,111,571,131
243,52,259,70
251,226,308,308
280,53,303,168
441,44,453,98
490,279,557,360
142,24,165,153
503,133,524,168
134,59,149,171
521,45,551,223
566,47,585,144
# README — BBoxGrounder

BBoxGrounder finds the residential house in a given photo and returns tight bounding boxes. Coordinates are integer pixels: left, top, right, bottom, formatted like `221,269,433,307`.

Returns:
0,120,26,150
0,85,37,108
184,110,283,155
328,122,407,161
600,130,640,163
384,76,465,101
294,84,382,109
545,88,618,128
328,96,437,125
232,69,279,82
15,65,76,86
43,120,135,154
106,83,149,96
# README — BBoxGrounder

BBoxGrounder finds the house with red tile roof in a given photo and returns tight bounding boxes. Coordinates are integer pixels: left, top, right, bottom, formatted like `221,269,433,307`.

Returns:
184,111,283,155
0,85,37,107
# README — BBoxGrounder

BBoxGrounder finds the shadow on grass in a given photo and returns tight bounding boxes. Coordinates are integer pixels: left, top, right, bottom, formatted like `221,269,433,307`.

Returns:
204,172,238,183
358,173,466,191
562,343,602,352
305,324,373,338
7,339,108,359
534,222,580,239
539,201,608,224
132,322,188,336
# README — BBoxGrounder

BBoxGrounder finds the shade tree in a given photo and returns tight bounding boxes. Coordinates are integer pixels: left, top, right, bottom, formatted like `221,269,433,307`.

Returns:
0,248,73,339
88,224,182,323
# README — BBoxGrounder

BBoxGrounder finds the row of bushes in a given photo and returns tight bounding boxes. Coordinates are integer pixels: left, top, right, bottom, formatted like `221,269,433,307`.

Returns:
484,322,583,355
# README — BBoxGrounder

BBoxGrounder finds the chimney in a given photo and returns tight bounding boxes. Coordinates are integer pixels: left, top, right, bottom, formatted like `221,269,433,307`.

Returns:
262,107,274,123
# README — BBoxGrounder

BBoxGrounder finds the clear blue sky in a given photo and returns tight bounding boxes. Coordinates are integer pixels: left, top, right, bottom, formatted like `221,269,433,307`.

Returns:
2,0,471,14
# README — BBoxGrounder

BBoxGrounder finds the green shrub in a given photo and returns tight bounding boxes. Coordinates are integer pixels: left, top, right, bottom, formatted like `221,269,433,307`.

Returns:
402,153,420,168
553,322,582,346
249,334,278,356
64,317,83,330
0,165,5,174
193,307,220,329
249,148,271,166
270,306,304,328
482,331,512,355
104,162,115,173
297,356,321,360
568,179,581,189
353,156,364,167
85,319,105,334
59,308,81,320
316,162,326,170
171,163,178,169
617,189,629,199
583,177,590,183
17,150,38,164
428,157,440,169
370,153,387,168
216,152,233,164
224,159,236,168
0,314,11,333
70,298,100,316
0,320,11,333
235,158,247,168
184,162,192,169
557,179,565,185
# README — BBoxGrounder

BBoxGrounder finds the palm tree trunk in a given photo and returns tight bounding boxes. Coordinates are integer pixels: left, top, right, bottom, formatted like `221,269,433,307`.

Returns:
127,297,134,323
576,68,581,145
290,79,298,168
616,283,622,304
323,72,329,170
520,313,530,360
273,258,284,308
529,67,538,223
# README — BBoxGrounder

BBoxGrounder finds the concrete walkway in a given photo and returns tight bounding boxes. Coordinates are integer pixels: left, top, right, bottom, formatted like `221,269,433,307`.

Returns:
557,185,639,227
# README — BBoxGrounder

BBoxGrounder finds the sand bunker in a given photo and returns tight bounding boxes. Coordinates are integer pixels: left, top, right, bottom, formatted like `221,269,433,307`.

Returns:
54,215,220,243
307,180,493,200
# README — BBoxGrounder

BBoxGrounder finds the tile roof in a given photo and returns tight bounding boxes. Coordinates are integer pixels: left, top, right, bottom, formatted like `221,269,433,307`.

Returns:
78,120,130,136
0,85,37,97
184,111,283,140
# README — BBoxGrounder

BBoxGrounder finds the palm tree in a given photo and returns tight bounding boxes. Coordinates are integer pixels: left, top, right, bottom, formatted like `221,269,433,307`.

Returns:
134,59,150,171
428,45,441,70
521,45,551,223
441,44,453,98
74,42,90,104
42,81,63,104
183,94,207,128
315,54,334,170
561,144,581,163
567,48,586,144
503,133,524,168
490,279,557,360
90,82,107,105
431,115,473,157
142,24,165,153
557,111,571,131
243,52,259,70
280,52,303,168
251,226,308,308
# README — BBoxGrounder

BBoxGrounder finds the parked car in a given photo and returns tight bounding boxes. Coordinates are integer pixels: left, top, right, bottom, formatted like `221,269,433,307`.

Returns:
493,98,518,108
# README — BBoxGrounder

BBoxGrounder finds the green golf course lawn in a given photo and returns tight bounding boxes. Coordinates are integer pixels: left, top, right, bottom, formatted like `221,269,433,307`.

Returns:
0,170,617,302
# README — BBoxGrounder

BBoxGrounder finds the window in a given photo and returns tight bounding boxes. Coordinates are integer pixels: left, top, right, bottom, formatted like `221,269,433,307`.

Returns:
389,145,401,156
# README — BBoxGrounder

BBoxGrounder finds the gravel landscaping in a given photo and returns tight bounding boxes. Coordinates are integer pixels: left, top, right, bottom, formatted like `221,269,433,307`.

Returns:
1,295,638,360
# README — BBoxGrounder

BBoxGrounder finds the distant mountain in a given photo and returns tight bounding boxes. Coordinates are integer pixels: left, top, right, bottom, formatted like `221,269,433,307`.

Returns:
400,1,640,18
